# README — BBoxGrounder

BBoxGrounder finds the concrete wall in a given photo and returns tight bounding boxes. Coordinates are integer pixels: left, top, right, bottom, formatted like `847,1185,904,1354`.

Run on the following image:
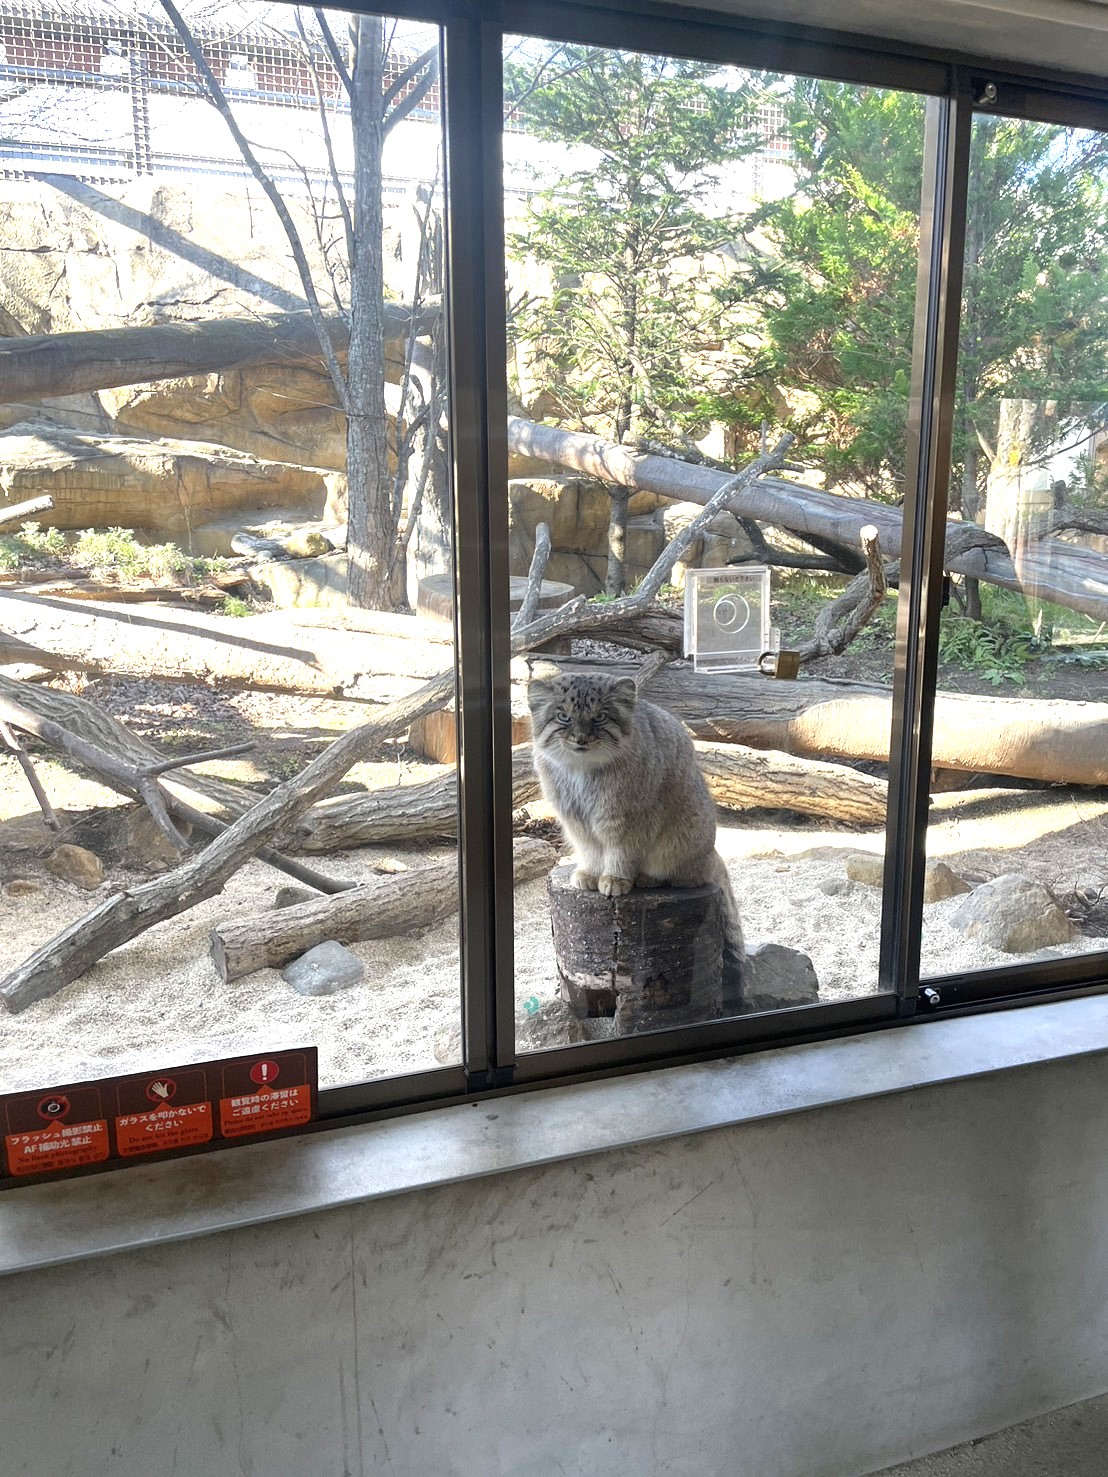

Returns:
4,1054,1108,1477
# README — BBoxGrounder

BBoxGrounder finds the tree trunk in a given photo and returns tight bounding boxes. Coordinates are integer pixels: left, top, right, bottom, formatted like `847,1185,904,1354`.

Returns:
345,14,392,610
506,417,1108,623
606,486,630,597
210,836,556,982
286,746,537,851
693,741,887,827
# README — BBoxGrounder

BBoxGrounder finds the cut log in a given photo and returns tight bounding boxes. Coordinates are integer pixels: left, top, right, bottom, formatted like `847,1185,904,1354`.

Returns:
539,654,1108,787
0,308,429,406
694,741,887,826
506,416,1108,622
548,864,725,1033
211,836,556,981
285,745,538,851
416,571,573,623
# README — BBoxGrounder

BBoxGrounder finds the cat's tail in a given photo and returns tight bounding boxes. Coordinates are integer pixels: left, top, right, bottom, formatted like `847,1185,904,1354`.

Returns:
707,852,746,992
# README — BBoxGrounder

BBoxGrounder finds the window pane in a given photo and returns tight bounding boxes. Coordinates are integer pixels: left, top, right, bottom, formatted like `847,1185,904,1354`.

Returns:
0,4,459,1093
502,41,926,1050
923,113,1108,979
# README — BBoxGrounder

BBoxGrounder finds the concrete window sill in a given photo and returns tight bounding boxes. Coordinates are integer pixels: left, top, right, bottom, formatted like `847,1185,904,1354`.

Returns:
2,992,1107,1278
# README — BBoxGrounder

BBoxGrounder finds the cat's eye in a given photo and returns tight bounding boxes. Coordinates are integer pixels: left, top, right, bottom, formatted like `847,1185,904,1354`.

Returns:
555,707,570,724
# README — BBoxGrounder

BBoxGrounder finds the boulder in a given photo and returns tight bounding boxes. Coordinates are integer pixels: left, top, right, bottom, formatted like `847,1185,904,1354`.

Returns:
118,808,192,872
0,422,330,538
433,997,588,1062
736,941,820,1014
273,886,317,910
517,996,587,1051
282,940,365,996
947,873,1076,952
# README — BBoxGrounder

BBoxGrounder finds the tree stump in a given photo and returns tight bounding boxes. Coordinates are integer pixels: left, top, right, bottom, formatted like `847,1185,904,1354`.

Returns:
416,572,574,623
548,864,724,1034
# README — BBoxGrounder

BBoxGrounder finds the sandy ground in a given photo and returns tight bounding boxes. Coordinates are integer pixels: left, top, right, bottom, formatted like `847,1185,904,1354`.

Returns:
2,762,1107,1094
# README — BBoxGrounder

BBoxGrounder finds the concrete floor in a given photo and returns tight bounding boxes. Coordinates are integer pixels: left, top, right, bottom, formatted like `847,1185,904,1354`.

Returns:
877,1393,1108,1475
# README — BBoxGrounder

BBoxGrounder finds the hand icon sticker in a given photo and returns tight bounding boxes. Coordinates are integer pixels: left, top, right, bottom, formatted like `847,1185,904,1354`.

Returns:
145,1077,177,1105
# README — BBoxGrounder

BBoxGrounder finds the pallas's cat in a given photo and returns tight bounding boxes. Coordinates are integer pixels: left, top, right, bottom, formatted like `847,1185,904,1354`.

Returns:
528,668,744,973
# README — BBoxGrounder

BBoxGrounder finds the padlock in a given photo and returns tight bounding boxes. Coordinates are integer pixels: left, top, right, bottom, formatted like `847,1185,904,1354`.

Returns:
757,649,800,680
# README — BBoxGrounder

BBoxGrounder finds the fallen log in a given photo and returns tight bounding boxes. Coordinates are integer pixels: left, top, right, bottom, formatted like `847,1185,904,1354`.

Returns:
0,593,451,695
0,666,457,1013
0,494,52,528
695,741,887,826
0,576,233,607
287,745,538,851
558,656,1108,786
210,835,555,982
506,417,1108,622
0,308,430,406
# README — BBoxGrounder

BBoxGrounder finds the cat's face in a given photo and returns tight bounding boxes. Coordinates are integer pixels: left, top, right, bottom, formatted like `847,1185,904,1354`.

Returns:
527,673,637,769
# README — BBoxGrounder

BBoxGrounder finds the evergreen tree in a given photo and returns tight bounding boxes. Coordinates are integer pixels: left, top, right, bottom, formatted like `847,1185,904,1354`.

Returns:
757,82,1108,508
505,45,768,449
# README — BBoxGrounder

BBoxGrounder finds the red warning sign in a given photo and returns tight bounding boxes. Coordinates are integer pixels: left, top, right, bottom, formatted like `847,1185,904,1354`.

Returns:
0,1048,317,1183
220,1053,313,1138
3,1084,110,1177
116,1067,213,1158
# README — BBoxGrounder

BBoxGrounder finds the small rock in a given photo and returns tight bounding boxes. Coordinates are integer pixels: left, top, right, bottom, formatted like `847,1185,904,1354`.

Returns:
47,843,104,890
517,997,587,1051
736,941,820,1014
844,852,884,887
947,874,1076,953
274,885,317,909
432,1027,461,1065
3,877,41,897
923,861,972,903
818,877,855,898
371,857,409,875
119,808,190,872
844,853,972,903
282,940,364,996
284,529,331,558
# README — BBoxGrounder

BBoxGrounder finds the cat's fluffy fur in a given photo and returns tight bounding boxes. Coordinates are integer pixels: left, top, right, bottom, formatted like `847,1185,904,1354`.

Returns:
528,668,745,971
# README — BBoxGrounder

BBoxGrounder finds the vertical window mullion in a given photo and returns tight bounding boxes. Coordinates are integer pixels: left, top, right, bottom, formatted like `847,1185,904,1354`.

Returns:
879,81,973,1007
442,14,516,1086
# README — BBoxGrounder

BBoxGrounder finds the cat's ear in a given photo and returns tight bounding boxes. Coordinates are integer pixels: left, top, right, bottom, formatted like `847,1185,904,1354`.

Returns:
609,678,638,709
526,677,554,712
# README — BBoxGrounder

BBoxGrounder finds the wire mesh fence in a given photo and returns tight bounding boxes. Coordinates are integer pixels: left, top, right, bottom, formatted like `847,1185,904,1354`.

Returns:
0,0,441,194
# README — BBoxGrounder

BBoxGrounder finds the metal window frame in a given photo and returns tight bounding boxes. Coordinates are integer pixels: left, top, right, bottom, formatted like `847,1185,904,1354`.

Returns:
259,0,1108,1123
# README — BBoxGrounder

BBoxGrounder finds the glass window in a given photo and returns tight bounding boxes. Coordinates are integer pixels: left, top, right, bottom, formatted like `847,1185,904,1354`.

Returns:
502,38,927,1051
0,4,459,1094
923,110,1108,980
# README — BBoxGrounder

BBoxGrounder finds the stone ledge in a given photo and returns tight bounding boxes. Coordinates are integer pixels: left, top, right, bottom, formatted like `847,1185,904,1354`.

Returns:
2,990,1108,1278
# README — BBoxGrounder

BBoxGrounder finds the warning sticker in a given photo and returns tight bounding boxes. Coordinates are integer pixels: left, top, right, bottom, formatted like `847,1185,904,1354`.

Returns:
116,1102,214,1157
219,1053,314,1138
0,1048,317,1183
2,1084,111,1177
113,1067,213,1158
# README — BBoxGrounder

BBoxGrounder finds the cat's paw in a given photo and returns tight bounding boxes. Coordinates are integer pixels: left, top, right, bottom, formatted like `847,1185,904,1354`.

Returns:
571,867,599,891
598,874,633,897
635,873,663,889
